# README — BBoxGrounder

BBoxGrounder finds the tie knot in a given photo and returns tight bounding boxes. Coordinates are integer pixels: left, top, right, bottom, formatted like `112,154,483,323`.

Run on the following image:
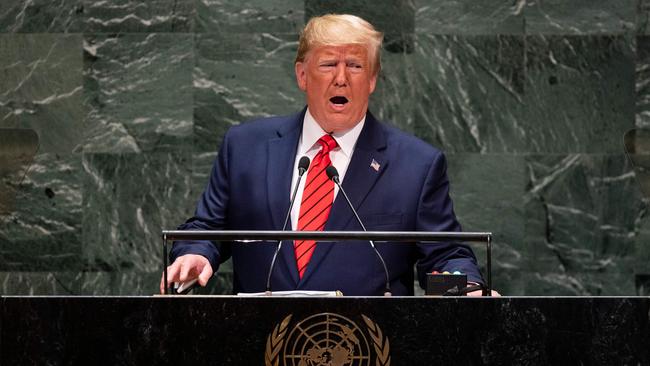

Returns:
318,134,338,154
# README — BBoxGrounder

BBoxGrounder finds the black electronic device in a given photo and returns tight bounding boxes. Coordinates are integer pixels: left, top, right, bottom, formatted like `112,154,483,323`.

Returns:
426,272,468,296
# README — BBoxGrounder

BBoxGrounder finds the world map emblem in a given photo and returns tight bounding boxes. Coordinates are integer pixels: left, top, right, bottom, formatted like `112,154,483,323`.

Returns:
265,313,390,366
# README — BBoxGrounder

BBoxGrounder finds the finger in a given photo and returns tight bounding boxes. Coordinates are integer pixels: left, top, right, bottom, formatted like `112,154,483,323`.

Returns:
179,260,193,283
160,263,179,294
466,289,500,297
166,262,181,287
159,272,165,294
197,262,213,286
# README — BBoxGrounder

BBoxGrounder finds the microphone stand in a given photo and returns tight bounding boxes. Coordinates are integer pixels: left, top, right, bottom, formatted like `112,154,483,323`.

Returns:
327,167,392,297
265,157,310,295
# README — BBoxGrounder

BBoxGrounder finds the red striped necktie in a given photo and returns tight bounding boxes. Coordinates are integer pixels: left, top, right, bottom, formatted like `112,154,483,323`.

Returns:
294,134,338,278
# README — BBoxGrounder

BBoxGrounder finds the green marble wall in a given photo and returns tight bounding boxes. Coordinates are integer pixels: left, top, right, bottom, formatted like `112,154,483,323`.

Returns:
0,0,647,296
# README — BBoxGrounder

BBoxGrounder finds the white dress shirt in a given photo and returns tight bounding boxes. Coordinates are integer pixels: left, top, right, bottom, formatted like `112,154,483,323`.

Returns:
289,108,366,230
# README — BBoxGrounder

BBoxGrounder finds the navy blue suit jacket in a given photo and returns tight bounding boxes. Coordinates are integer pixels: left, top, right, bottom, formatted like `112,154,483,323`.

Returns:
171,109,482,295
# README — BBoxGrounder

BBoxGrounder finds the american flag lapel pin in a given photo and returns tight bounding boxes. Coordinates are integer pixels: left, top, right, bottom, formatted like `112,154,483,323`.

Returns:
370,159,380,172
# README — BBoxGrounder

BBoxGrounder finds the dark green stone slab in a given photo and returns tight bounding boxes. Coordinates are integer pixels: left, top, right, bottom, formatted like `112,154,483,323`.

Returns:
80,263,230,296
640,0,650,34
80,271,160,295
621,131,650,291
413,34,634,153
194,32,303,153
81,0,194,32
0,0,194,33
0,129,38,215
190,152,217,200
415,0,524,35
305,0,414,53
636,36,650,128
633,214,650,277
0,272,82,295
0,0,83,32
80,269,233,296
519,268,639,296
525,0,635,35
81,153,193,273
369,47,416,134
624,129,650,201
0,34,84,153
82,33,193,153
305,0,414,35
447,153,525,296
0,153,83,271
522,35,634,153
524,154,645,295
196,0,303,33
412,34,525,153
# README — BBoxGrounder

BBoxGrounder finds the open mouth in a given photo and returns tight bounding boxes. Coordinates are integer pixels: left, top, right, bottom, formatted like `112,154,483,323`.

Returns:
329,96,349,105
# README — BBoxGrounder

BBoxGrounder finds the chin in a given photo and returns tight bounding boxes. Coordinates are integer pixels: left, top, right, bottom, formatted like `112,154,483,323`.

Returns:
329,119,360,132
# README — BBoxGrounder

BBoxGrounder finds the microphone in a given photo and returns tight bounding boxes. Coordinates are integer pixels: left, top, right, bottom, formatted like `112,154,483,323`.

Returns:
265,156,310,295
325,166,392,297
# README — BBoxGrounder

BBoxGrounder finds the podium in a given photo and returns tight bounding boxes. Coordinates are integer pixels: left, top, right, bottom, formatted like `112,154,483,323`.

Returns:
2,296,649,364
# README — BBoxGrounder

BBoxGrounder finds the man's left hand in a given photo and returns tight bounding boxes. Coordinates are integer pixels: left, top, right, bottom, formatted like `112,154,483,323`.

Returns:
467,289,501,297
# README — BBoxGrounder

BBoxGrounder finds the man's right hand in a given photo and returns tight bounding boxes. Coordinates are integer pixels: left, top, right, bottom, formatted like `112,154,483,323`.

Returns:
159,254,213,294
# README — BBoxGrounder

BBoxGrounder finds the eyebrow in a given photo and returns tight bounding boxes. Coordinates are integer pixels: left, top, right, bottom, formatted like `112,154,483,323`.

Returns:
316,56,365,63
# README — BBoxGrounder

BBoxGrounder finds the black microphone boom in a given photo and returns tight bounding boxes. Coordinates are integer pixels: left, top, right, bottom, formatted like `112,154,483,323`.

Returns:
265,156,310,295
325,166,392,297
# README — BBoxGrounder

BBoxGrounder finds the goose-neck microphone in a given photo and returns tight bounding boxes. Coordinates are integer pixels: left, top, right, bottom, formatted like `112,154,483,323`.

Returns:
265,156,310,295
325,166,392,296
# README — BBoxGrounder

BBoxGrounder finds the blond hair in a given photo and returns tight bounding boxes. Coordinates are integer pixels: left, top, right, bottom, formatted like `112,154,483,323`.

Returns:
295,14,383,75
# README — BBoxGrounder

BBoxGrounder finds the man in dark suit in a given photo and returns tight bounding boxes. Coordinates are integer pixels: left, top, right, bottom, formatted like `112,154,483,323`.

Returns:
161,14,487,296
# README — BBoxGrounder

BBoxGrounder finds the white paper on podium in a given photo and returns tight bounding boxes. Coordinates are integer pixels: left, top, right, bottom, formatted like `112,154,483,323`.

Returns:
236,290,343,297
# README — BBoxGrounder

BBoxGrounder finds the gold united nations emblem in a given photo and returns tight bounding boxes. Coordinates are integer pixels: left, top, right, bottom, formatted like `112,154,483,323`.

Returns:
265,313,390,366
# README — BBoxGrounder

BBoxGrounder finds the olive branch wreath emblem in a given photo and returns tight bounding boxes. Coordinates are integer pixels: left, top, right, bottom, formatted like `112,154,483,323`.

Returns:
265,314,293,366
264,313,390,366
361,314,391,366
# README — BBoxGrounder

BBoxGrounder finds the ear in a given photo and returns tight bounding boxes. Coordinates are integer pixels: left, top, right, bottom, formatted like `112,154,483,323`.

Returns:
295,61,307,91
368,72,378,94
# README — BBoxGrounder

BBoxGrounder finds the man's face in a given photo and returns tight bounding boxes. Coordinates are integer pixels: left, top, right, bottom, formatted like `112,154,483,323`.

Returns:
295,44,377,133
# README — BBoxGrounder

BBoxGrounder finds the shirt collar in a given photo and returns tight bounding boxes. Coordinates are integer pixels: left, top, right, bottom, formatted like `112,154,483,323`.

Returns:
300,108,366,158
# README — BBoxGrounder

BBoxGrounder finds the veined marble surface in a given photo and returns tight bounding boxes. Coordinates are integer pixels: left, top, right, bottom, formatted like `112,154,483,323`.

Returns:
524,154,645,295
82,33,194,153
0,153,82,271
194,32,302,152
0,0,647,296
525,0,635,35
0,34,84,153
413,34,634,153
0,0,194,33
197,0,303,33
0,128,38,215
415,0,524,35
81,152,193,273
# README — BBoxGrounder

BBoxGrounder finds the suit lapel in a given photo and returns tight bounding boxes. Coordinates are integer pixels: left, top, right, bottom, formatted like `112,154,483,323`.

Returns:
299,112,389,286
267,109,305,285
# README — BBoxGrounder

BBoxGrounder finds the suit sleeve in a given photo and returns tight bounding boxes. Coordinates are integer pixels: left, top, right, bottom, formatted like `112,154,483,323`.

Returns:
414,151,484,287
169,130,232,272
